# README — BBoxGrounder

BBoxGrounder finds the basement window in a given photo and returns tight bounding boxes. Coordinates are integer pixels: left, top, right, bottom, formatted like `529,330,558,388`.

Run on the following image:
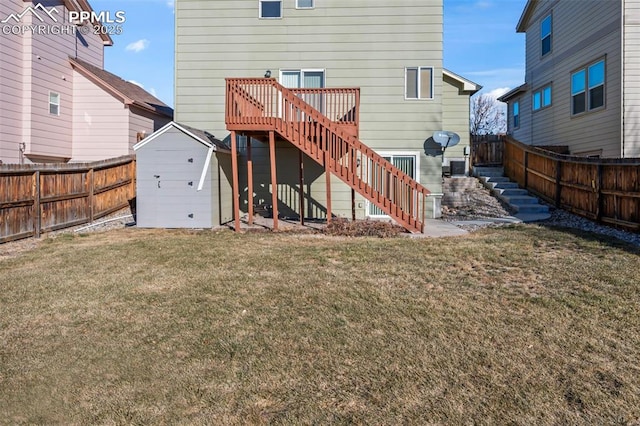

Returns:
296,0,314,8
259,0,282,18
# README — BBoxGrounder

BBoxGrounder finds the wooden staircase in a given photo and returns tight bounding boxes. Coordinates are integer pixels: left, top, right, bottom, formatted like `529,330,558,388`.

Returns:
225,78,431,233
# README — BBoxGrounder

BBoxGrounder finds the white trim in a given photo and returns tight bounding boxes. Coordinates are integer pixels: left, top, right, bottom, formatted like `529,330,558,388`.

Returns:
198,146,214,191
443,69,481,93
366,151,421,218
49,91,60,116
259,0,282,19
134,121,226,152
278,68,326,87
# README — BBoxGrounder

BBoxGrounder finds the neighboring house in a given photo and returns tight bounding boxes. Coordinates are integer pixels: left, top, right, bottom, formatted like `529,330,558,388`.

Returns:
499,0,640,158
0,0,172,164
174,0,479,229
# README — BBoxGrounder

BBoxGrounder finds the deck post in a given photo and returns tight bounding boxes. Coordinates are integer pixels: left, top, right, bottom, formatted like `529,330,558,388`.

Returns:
269,131,279,230
351,189,356,221
230,130,241,232
299,150,305,226
325,151,332,223
247,136,254,225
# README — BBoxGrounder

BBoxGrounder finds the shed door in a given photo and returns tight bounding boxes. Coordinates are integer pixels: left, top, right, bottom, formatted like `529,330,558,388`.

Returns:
137,146,212,228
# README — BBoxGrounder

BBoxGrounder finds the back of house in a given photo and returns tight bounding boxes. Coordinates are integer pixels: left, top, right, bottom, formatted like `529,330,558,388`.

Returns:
174,0,454,220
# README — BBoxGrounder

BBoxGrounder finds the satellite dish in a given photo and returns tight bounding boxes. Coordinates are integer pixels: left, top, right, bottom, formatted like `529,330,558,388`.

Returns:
432,131,461,149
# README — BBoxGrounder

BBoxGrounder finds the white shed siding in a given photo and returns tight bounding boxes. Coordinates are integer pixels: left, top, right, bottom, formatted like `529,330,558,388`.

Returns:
175,0,444,218
0,2,24,163
624,0,640,157
520,0,622,157
71,70,128,161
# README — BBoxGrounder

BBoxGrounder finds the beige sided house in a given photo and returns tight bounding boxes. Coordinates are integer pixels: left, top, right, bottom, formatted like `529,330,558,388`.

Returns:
499,0,640,158
0,0,172,164
174,0,479,231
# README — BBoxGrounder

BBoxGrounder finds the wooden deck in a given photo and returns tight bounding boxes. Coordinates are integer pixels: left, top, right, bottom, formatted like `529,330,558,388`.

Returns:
225,78,430,233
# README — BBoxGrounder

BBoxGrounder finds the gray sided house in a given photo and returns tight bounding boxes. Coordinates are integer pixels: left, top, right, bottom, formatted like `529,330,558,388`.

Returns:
174,0,479,230
500,0,640,158
134,122,232,228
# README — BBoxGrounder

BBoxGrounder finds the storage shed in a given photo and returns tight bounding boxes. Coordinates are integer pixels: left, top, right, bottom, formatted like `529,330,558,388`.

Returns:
133,122,233,228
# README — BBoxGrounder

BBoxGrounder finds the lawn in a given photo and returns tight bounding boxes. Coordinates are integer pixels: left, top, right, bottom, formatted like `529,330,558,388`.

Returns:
0,225,639,424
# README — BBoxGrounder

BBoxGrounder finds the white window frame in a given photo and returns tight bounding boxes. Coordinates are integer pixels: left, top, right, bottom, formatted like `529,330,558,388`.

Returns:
404,66,434,100
259,0,282,19
296,0,314,9
367,151,420,218
49,91,60,116
279,68,326,88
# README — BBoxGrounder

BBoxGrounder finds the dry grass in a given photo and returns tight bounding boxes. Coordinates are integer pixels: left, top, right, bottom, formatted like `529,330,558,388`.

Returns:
1,225,639,424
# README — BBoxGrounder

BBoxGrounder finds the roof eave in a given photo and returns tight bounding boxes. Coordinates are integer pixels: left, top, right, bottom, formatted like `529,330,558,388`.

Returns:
443,69,483,94
69,57,135,105
516,0,536,33
62,0,113,46
497,83,528,102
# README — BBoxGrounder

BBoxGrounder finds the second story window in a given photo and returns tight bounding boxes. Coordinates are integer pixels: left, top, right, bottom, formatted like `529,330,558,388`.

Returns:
49,92,60,116
513,100,520,128
405,67,434,100
541,14,552,56
260,0,282,19
572,59,605,115
296,0,314,8
532,85,552,111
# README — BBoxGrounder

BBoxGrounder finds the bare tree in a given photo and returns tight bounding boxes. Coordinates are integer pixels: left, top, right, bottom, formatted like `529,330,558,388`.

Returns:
470,94,506,136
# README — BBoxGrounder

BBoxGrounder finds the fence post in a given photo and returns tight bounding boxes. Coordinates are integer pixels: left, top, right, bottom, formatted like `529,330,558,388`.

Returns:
596,163,604,222
523,151,529,188
88,168,94,223
33,170,41,238
555,159,562,207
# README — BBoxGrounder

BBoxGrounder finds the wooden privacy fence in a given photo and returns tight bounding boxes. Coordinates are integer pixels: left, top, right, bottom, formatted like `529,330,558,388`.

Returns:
1,155,136,244
471,135,505,167
502,137,640,231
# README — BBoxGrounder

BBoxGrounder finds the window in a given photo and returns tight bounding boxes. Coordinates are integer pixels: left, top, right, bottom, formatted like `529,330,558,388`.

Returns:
296,0,314,8
572,59,605,115
513,100,520,128
259,0,281,18
405,67,433,100
541,14,552,56
368,153,418,216
532,84,552,111
49,92,60,115
280,69,325,112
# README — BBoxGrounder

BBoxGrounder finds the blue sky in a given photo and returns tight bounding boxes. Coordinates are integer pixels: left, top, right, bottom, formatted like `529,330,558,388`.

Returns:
91,0,528,108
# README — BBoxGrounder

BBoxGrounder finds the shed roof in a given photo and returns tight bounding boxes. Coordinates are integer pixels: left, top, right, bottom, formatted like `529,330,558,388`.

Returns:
69,57,174,119
133,121,231,154
497,83,528,102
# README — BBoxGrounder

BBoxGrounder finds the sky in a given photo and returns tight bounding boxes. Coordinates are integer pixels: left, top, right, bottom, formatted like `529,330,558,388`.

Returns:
90,0,528,108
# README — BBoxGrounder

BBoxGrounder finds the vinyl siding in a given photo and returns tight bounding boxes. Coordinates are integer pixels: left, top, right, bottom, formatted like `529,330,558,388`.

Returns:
520,0,622,157
71,70,128,161
175,0,443,218
0,2,24,163
442,74,472,171
1,1,104,163
623,0,640,157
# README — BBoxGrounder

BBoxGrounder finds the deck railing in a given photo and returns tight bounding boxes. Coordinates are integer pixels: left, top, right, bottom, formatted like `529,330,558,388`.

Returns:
226,78,430,233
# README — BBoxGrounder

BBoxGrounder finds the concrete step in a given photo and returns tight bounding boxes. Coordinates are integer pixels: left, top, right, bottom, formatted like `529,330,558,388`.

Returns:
473,166,504,177
515,212,552,222
493,188,529,197
488,182,520,190
479,176,510,184
500,195,541,205
512,203,550,214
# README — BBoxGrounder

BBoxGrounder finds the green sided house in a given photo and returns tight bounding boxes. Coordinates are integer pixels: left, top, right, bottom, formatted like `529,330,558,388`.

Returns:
172,0,480,232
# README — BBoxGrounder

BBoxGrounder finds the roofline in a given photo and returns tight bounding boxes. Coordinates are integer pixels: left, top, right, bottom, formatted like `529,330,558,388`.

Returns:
497,83,528,102
62,0,113,46
69,57,169,117
516,0,537,33
133,121,231,154
443,68,483,94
